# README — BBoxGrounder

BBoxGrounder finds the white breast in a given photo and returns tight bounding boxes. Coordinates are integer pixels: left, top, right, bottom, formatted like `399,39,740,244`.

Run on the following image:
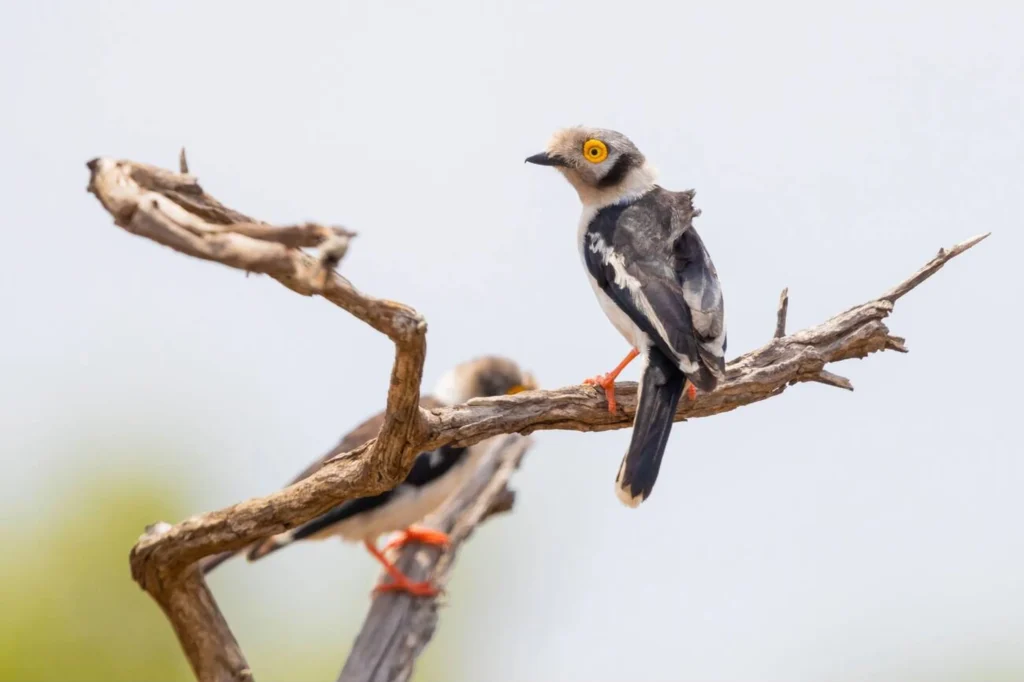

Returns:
320,441,489,543
577,208,650,352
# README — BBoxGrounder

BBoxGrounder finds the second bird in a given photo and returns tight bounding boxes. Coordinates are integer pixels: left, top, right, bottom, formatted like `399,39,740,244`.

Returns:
201,356,535,596
527,127,727,508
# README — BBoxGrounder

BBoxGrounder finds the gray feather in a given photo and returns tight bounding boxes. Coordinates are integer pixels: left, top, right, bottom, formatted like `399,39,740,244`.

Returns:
583,187,727,390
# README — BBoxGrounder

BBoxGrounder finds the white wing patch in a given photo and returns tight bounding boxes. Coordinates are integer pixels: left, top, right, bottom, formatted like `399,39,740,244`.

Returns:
701,323,727,360
682,275,727,361
326,442,489,543
588,234,698,375
682,281,718,332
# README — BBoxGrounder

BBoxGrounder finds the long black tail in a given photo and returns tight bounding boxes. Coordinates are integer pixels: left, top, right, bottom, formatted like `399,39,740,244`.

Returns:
201,516,334,575
615,348,686,507
200,548,241,574
200,525,303,574
201,521,314,574
200,506,350,574
200,523,309,574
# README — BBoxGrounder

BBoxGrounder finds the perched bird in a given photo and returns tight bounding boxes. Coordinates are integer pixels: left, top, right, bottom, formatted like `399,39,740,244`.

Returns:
201,356,536,596
526,127,726,507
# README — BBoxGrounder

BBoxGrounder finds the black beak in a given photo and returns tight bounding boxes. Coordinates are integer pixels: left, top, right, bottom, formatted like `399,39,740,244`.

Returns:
525,152,568,167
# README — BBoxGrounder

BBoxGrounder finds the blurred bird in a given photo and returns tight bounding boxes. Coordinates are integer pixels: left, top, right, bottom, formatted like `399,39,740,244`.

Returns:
527,127,726,507
201,356,536,596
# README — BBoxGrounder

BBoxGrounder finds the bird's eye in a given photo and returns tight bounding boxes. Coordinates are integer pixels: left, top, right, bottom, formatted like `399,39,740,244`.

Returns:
583,139,608,164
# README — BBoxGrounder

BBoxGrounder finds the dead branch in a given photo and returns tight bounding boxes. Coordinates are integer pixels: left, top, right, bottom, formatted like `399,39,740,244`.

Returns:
338,434,532,682
774,287,789,338
86,155,988,682
132,523,252,682
90,155,427,682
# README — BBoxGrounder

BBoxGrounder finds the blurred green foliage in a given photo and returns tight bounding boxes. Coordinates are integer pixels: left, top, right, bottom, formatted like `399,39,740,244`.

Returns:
0,468,191,681
0,436,459,682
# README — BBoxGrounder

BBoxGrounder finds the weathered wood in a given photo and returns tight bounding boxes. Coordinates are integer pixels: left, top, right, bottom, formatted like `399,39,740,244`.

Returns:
338,434,532,682
774,287,789,338
131,523,252,682
88,154,428,682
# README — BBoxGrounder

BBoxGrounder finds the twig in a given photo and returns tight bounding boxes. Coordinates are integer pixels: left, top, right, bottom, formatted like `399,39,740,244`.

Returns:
338,434,532,682
811,369,854,391
774,287,789,338
85,155,989,682
882,235,990,302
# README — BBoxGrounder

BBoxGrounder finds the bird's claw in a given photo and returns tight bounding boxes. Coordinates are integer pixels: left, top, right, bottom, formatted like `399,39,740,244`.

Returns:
382,526,451,554
372,578,441,598
583,373,618,413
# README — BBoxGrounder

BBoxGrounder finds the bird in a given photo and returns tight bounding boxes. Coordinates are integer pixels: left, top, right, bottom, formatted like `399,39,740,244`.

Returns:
201,356,536,596
526,126,726,507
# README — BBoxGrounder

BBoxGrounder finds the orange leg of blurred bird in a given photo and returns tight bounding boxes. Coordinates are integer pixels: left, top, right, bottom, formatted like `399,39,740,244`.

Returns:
684,380,697,401
583,348,640,414
364,540,439,598
381,525,451,554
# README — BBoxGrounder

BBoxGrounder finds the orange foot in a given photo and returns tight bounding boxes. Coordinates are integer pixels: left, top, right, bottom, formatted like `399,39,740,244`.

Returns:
583,348,640,414
364,539,442,598
583,372,621,414
685,382,697,401
382,525,451,554
373,576,440,598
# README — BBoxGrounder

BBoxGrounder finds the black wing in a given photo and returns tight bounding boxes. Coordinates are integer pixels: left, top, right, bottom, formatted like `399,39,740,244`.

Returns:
285,395,448,486
203,397,458,572
584,188,726,391
283,444,468,543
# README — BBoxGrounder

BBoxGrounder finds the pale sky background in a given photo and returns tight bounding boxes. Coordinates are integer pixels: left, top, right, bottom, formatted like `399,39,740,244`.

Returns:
2,1,1022,681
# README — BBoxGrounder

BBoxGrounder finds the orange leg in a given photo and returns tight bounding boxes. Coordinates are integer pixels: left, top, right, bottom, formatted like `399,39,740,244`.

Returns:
381,525,451,554
583,348,640,414
685,381,697,401
363,540,439,598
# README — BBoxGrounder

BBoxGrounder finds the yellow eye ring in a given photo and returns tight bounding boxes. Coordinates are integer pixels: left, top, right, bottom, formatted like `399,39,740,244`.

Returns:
583,139,608,164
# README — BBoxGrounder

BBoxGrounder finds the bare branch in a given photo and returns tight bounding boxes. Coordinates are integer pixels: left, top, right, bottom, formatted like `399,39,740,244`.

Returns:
483,487,518,519
85,155,989,682
886,336,909,353
313,230,356,291
131,523,252,682
212,221,355,250
88,156,429,680
179,147,189,174
881,232,990,302
124,230,986,573
774,287,789,338
811,369,854,391
338,434,533,682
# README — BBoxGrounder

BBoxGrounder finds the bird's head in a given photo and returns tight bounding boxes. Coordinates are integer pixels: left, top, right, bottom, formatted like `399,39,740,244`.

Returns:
525,126,656,205
432,356,538,406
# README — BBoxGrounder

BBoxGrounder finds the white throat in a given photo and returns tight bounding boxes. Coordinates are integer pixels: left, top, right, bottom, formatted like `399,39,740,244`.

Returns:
432,368,471,405
569,160,658,216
